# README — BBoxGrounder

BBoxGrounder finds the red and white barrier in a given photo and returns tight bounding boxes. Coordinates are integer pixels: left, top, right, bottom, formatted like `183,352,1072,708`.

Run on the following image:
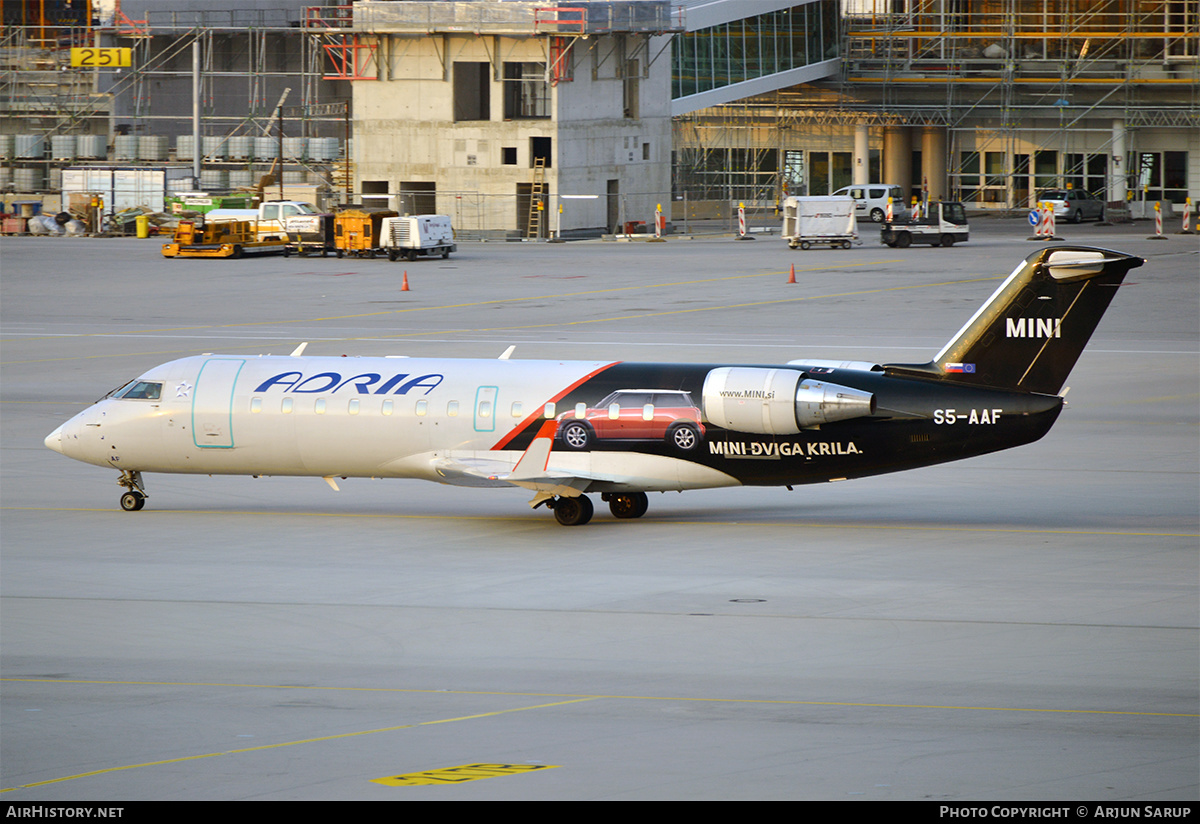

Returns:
737,202,746,238
885,197,893,223
1181,197,1193,235
1148,200,1167,240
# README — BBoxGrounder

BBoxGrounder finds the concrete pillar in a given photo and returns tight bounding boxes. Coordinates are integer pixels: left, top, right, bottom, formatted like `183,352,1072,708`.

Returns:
883,126,912,197
921,126,947,202
1112,119,1127,206
854,123,870,185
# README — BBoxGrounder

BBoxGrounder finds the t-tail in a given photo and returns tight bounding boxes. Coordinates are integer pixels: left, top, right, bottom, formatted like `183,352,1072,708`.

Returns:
887,246,1143,395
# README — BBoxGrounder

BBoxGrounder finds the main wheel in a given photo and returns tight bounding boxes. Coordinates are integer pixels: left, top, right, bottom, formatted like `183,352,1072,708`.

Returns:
869,208,885,223
120,491,145,512
608,492,648,519
800,240,812,250
553,495,593,526
559,420,593,451
666,422,701,452
406,249,417,262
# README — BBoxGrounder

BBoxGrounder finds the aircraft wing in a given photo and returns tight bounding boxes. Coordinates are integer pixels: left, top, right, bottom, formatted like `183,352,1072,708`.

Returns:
434,421,594,505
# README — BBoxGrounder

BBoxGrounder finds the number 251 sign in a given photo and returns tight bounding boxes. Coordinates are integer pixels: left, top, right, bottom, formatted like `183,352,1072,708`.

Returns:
70,48,132,68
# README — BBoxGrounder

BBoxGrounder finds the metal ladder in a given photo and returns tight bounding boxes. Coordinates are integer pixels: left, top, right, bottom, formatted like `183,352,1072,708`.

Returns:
527,157,546,239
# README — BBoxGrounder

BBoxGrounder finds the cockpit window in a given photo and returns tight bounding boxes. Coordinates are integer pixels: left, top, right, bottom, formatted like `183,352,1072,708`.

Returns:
114,380,162,400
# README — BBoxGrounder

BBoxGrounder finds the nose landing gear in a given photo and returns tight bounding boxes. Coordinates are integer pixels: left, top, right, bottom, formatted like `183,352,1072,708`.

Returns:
117,470,147,511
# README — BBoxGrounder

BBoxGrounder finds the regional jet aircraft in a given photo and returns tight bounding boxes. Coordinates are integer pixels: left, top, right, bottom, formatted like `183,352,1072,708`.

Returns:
45,246,1141,525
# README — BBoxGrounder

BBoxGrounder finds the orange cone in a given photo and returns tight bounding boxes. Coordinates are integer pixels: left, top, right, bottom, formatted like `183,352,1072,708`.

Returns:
787,263,796,284
401,271,410,291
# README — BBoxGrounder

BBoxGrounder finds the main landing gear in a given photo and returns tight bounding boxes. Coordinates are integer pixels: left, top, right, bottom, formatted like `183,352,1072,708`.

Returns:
546,491,650,525
602,491,649,519
117,469,147,511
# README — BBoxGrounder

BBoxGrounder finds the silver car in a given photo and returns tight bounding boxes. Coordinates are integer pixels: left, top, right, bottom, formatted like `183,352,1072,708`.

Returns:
1037,190,1105,223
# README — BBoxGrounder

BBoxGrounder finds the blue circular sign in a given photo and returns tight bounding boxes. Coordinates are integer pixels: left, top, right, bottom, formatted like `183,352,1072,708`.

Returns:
1028,211,1039,226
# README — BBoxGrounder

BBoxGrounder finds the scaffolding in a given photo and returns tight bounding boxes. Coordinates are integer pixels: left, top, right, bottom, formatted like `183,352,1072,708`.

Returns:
1,4,353,199
675,0,1199,209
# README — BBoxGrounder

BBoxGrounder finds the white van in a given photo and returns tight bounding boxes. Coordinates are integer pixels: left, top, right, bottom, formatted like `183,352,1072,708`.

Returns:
832,184,909,223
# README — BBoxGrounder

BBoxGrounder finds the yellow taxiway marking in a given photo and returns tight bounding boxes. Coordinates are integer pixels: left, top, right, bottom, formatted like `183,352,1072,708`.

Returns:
4,676,1190,791
4,259,903,341
372,763,557,787
3,677,1193,791
2,507,1194,539
4,678,1196,718
1,265,991,364
0,692,597,793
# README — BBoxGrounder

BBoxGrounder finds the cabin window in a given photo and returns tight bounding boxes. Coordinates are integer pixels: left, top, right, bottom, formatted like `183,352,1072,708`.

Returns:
281,397,293,414
315,398,326,414
511,402,523,418
382,399,394,416
543,402,556,418
478,400,492,418
447,401,459,417
574,402,586,418
607,403,620,420
642,404,654,421
250,397,262,413
348,398,360,415
415,400,427,416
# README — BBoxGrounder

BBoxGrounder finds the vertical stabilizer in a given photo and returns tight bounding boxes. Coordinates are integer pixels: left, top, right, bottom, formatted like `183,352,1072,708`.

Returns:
887,246,1142,394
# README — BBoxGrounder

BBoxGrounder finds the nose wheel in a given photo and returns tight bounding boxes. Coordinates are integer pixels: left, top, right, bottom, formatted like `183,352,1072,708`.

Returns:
120,490,146,511
117,470,148,511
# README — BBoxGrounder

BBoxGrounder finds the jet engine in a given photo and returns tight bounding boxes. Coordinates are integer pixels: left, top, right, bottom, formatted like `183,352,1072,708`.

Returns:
701,367,875,435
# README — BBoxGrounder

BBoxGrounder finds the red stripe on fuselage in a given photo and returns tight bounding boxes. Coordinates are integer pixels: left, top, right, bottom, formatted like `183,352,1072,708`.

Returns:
489,361,620,451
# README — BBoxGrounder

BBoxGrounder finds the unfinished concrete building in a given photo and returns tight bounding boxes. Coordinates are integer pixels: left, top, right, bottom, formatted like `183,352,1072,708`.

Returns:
338,1,681,238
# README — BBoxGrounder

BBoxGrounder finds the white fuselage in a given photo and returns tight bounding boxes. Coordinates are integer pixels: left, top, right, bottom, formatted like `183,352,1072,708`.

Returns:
45,354,740,494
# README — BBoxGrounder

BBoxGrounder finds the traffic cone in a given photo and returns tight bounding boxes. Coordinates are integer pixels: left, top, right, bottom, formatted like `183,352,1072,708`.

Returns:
402,271,410,291
787,263,796,284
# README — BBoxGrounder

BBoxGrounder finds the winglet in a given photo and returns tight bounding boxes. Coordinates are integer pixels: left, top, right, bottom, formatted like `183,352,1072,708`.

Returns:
509,420,558,480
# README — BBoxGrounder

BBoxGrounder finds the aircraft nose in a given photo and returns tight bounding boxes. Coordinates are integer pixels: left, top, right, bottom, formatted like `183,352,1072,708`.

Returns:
44,424,65,454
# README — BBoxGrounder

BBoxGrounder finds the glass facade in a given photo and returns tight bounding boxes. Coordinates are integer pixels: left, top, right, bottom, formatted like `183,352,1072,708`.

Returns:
672,1,840,100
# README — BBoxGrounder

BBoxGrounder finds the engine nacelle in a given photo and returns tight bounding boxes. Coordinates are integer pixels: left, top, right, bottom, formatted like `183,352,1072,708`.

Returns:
701,367,875,435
